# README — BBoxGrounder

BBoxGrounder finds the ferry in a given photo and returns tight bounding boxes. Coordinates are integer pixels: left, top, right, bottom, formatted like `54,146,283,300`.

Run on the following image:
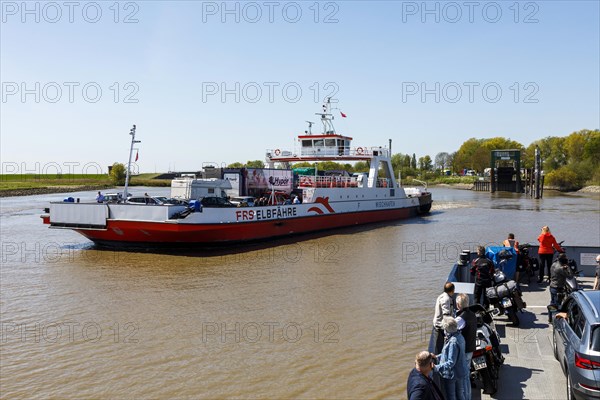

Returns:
41,100,432,247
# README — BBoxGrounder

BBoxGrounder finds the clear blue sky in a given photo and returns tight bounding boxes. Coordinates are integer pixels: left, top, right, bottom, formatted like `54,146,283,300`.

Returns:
1,1,599,173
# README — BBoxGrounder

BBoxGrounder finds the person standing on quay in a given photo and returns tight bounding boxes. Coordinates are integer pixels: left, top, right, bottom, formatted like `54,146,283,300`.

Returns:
455,294,476,400
538,226,563,283
550,253,573,307
434,317,468,400
503,233,521,283
407,351,445,400
471,246,495,309
432,282,455,354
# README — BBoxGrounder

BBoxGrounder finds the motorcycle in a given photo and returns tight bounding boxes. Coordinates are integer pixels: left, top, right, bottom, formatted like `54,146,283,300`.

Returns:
517,243,539,283
486,270,527,326
469,304,504,395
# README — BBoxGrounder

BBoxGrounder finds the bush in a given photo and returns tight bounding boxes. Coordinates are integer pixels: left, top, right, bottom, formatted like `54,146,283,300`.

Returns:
109,163,126,185
545,166,583,191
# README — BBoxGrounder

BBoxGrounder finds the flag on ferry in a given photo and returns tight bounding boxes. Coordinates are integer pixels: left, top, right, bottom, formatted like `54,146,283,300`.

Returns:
340,111,347,118
135,150,139,162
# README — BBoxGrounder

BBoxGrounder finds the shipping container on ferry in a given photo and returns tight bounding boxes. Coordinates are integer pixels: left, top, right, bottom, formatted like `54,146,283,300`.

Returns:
223,168,293,198
41,99,432,247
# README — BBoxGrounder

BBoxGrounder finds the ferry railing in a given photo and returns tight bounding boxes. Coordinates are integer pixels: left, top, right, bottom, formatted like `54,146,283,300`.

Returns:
267,146,390,158
297,175,358,188
296,175,393,189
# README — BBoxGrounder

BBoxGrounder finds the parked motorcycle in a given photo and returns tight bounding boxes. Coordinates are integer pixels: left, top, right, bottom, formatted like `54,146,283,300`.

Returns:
486,270,527,326
469,304,504,395
517,243,539,283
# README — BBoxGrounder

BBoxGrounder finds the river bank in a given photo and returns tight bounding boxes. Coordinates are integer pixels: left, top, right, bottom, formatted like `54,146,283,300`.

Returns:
0,185,114,198
2,183,598,198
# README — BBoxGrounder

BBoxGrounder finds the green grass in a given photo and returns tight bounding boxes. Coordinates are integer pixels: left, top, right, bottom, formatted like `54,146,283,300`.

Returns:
0,173,172,191
0,174,112,190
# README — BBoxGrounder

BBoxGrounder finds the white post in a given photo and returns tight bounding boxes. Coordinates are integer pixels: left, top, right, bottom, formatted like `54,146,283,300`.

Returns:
123,124,140,201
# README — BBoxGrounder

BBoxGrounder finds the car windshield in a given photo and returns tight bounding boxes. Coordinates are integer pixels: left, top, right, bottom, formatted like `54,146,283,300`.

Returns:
592,325,600,352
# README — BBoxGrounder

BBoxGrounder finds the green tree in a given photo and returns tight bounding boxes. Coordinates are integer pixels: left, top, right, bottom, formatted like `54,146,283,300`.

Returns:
246,160,265,168
582,130,600,165
418,155,433,171
353,161,370,172
109,162,126,185
564,131,586,163
227,162,244,168
291,162,314,168
411,153,417,169
391,153,404,174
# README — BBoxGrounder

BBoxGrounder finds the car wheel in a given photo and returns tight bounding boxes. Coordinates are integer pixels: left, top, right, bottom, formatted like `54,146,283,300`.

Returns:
566,369,575,400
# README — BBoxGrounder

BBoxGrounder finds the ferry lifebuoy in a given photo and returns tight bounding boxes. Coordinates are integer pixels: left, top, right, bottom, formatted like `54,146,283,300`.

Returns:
274,149,281,156
356,147,364,155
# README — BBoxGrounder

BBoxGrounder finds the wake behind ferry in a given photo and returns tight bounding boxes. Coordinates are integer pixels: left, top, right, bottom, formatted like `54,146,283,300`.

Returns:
41,100,432,247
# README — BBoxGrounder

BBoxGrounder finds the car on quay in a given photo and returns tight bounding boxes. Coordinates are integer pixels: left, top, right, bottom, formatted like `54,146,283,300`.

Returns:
553,290,600,400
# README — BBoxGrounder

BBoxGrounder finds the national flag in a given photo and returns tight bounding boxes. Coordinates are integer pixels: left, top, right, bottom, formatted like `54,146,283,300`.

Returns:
135,150,139,162
340,111,347,118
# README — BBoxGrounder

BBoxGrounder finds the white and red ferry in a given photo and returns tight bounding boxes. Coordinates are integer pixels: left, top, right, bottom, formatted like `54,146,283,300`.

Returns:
41,101,432,247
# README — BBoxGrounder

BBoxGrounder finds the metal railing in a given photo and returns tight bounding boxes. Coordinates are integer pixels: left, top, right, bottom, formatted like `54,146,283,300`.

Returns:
297,175,392,188
267,146,389,158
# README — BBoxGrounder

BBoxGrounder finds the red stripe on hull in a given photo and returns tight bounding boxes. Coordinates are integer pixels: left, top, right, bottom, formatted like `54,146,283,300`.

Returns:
74,207,421,246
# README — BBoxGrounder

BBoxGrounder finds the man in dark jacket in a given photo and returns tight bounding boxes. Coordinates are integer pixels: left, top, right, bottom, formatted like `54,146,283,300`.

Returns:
471,246,495,308
550,253,573,307
407,351,445,400
456,293,476,400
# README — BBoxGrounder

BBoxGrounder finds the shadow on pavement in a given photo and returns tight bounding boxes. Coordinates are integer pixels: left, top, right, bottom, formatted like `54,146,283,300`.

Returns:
472,365,538,400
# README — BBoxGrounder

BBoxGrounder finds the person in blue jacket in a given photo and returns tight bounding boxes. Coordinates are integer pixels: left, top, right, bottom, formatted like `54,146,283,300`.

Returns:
433,316,469,400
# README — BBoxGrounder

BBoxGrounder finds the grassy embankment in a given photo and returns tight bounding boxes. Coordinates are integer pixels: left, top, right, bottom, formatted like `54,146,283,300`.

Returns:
0,174,172,197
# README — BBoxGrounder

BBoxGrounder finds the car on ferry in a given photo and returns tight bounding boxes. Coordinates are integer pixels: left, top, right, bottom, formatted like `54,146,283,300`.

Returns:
553,290,600,400
199,196,235,208
230,196,255,207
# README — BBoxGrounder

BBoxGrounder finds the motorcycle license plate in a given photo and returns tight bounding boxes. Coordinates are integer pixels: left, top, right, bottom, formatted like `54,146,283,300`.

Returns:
501,298,513,308
473,356,487,370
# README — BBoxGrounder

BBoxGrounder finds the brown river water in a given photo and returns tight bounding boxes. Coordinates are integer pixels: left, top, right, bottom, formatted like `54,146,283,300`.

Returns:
1,187,599,399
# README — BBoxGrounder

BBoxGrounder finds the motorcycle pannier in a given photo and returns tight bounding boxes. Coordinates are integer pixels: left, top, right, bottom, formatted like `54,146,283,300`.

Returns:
486,280,518,300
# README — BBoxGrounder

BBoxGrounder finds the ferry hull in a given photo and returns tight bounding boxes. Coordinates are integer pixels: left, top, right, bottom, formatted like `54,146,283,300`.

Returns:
73,205,423,247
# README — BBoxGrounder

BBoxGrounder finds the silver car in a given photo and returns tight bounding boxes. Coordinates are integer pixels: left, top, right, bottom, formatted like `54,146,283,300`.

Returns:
553,291,600,400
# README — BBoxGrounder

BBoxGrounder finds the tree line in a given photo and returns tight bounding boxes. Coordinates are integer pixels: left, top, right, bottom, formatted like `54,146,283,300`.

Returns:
237,129,598,190
108,129,598,190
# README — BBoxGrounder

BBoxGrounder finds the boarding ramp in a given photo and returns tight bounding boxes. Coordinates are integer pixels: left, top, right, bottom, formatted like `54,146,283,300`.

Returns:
49,203,108,229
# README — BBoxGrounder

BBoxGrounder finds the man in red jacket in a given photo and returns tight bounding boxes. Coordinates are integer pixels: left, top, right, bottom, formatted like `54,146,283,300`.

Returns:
537,226,563,283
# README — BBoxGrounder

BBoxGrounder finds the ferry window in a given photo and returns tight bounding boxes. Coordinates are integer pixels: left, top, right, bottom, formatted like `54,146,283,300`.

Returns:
208,188,215,194
314,139,324,147
325,139,335,147
302,140,312,147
